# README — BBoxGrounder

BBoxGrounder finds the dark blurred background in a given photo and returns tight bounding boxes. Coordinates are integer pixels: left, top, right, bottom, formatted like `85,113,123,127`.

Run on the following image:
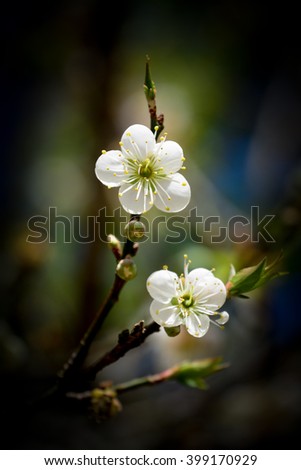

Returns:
1,0,301,450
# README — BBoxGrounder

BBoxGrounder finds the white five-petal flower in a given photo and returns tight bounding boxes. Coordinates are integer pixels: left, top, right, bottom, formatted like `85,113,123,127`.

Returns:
95,124,191,214
146,256,229,338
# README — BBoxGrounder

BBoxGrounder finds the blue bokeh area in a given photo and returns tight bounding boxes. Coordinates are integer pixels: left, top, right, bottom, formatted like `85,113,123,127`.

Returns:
1,0,301,450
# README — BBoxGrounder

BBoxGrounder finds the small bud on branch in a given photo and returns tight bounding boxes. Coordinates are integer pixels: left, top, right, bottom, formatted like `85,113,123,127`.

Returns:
107,234,122,261
116,256,137,281
144,55,164,137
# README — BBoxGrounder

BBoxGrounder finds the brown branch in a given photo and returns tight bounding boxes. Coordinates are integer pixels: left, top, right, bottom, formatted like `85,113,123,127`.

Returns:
83,320,161,380
57,274,126,386
57,214,142,388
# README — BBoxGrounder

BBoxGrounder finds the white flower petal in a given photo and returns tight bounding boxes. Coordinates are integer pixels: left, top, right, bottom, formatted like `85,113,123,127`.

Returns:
147,269,178,303
95,151,126,187
118,182,153,214
121,124,156,161
154,173,191,213
154,140,184,173
194,276,227,311
150,300,182,327
185,312,210,337
187,268,214,286
216,311,229,325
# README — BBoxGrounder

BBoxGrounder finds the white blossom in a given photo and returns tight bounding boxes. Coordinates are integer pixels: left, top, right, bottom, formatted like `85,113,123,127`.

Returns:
95,124,191,214
146,256,229,338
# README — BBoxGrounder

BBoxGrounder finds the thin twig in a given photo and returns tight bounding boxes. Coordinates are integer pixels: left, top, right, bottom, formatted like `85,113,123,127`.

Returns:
57,274,126,385
84,321,161,380
114,367,176,394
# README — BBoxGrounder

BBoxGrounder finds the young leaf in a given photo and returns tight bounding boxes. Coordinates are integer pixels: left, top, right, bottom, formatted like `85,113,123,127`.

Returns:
228,253,287,297
229,258,266,296
171,357,227,390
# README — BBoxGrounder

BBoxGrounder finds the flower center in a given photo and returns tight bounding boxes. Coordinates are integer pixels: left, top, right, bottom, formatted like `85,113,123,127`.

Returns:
139,159,153,178
180,292,194,308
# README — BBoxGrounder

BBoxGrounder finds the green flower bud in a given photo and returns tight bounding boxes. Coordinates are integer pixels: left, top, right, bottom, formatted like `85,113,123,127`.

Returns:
124,220,146,242
107,234,120,247
90,388,122,420
107,234,122,260
164,326,181,337
116,257,137,281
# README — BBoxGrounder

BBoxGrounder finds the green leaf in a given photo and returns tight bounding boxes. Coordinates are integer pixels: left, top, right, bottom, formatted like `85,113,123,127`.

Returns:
143,56,164,136
228,253,288,297
229,258,266,295
228,264,236,281
171,357,228,390
144,55,156,101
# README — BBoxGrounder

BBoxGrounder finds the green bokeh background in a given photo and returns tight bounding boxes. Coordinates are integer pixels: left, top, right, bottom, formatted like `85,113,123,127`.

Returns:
1,0,301,449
